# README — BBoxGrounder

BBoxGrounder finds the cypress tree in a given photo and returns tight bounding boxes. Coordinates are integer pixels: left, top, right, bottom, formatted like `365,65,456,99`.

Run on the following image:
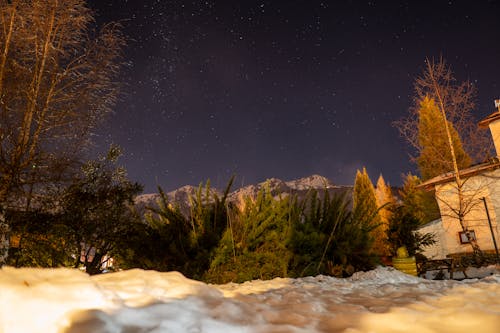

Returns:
375,175,394,220
374,175,394,256
353,168,378,222
417,96,471,180
353,168,384,256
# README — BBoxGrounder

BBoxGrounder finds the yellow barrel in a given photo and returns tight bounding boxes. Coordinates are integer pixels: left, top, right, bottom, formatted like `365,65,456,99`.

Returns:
392,256,417,276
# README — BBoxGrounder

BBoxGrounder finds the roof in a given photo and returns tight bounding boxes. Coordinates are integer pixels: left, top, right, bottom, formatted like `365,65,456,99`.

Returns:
478,111,500,128
417,218,442,230
418,158,500,190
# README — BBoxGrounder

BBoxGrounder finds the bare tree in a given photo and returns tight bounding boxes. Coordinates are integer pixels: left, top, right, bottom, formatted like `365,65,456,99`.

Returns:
395,57,492,166
396,58,490,257
0,0,125,201
0,0,125,263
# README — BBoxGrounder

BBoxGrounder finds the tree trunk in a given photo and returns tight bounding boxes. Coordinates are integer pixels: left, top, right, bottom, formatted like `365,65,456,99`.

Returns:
0,211,9,266
428,59,483,259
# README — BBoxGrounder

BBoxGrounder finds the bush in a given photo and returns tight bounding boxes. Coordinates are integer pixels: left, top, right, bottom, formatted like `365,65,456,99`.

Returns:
205,184,295,283
126,178,234,279
387,205,436,258
288,190,375,277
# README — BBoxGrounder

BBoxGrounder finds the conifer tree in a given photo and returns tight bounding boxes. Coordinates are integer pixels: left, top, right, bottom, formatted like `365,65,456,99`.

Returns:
396,58,485,258
375,175,394,218
353,168,386,256
399,173,440,224
374,175,394,256
417,96,471,180
395,57,491,168
385,173,438,258
206,184,295,283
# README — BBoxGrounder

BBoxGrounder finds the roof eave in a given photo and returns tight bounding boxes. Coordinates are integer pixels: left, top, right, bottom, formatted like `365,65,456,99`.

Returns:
417,159,500,190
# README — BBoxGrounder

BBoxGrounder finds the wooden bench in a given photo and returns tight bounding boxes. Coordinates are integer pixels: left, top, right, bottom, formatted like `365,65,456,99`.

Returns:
418,259,455,279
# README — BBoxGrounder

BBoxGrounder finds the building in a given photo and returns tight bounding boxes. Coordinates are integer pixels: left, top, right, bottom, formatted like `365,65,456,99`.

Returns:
417,100,500,260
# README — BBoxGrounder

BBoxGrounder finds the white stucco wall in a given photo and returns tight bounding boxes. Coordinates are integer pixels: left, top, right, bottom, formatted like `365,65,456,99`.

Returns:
488,120,500,156
418,219,448,259
433,168,500,256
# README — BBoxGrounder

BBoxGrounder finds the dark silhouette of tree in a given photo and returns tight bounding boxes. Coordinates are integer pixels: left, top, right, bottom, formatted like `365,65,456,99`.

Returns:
62,146,142,275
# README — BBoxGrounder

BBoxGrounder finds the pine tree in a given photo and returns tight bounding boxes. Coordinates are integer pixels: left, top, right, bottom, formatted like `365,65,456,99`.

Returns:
417,96,471,180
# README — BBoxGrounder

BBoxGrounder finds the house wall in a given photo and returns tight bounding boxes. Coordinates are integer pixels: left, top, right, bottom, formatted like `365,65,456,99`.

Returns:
434,168,500,256
418,219,448,259
488,120,500,156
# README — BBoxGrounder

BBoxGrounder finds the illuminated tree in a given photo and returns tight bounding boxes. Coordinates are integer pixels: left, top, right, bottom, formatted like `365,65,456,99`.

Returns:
206,184,295,283
0,0,124,264
399,173,440,224
395,57,491,167
395,58,487,257
417,96,471,180
353,168,386,256
0,0,124,201
374,174,394,256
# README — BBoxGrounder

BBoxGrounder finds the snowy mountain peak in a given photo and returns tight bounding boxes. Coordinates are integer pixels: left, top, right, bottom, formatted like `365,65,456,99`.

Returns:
285,174,334,190
136,174,351,217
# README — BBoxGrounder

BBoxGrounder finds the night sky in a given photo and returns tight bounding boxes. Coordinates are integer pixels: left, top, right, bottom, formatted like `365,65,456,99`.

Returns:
86,0,500,193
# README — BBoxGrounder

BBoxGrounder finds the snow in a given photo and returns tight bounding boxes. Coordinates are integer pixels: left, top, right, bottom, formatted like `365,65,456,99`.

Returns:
0,266,499,333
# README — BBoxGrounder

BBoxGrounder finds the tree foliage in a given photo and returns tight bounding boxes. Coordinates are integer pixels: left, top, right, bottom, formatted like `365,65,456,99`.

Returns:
353,168,387,256
387,205,436,258
395,58,488,258
121,178,234,279
417,97,471,180
374,175,394,256
5,208,74,268
288,190,375,278
205,184,295,283
61,146,142,274
385,173,437,259
399,173,440,224
4,146,142,273
353,168,378,222
0,0,125,202
394,57,492,175
206,184,376,283
0,0,125,265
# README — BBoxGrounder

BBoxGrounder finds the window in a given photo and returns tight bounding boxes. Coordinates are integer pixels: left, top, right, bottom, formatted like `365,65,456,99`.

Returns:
459,230,476,244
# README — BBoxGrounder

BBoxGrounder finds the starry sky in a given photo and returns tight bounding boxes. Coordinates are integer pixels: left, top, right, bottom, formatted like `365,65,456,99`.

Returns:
86,0,500,193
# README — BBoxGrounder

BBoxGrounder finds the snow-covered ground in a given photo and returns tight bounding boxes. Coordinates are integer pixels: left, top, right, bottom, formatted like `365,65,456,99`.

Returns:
1,266,499,333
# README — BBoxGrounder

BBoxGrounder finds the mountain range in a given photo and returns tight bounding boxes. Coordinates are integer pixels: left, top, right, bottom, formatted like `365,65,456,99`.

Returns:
135,174,353,217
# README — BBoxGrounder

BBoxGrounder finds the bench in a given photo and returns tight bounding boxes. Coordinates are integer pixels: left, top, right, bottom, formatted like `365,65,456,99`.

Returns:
418,259,455,279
